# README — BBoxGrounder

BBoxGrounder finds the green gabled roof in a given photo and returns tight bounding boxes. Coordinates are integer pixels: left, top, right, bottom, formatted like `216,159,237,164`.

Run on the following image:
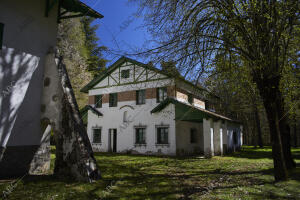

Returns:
80,56,210,94
61,0,104,18
151,98,236,122
80,105,103,124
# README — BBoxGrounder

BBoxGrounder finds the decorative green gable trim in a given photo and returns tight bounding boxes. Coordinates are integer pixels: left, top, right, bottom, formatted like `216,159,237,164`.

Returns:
80,105,103,125
151,98,237,123
80,56,210,94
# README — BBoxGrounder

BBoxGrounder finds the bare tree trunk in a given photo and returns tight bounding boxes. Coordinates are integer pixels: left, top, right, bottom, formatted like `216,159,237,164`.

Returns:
54,55,101,182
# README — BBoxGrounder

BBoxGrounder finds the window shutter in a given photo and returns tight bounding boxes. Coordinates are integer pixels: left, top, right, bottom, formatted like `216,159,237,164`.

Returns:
0,23,4,50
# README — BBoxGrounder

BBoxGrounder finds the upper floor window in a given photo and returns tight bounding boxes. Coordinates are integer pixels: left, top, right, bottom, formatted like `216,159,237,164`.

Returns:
109,93,118,107
93,128,101,143
135,127,146,144
156,87,167,103
190,128,197,143
0,23,4,50
157,127,169,144
188,94,193,104
121,69,130,78
95,95,102,108
136,90,146,105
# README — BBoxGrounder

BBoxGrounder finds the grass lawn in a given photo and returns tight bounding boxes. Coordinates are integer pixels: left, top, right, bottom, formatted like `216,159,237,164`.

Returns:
0,146,300,200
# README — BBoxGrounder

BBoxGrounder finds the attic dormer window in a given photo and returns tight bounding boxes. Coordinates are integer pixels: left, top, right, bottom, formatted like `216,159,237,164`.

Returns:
121,69,130,78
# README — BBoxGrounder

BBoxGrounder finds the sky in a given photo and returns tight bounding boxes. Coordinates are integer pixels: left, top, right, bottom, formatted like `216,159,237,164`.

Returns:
81,0,151,65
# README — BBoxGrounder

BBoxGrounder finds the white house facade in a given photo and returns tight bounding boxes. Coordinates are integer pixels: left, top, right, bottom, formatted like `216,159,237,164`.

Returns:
82,56,243,156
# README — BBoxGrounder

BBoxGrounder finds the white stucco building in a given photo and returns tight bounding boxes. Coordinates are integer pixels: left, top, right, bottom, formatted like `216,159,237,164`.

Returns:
0,0,103,178
81,56,243,156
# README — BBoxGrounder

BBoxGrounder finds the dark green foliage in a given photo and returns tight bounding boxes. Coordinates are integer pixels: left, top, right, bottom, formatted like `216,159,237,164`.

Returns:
81,17,107,76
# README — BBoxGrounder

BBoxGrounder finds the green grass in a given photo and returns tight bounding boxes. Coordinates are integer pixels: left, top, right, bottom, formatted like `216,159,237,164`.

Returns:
1,146,300,200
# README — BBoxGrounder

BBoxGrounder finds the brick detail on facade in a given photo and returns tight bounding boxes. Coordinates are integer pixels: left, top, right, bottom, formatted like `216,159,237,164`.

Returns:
146,88,156,99
167,86,176,97
118,90,136,102
176,91,188,102
88,95,95,104
90,86,175,104
102,94,109,104
194,98,205,109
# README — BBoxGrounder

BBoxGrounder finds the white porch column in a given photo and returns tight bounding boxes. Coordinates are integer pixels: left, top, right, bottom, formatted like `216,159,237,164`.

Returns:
240,125,243,146
203,118,214,157
222,121,228,154
213,120,222,155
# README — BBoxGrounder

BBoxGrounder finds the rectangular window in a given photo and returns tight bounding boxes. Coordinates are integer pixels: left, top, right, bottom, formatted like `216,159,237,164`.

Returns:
188,94,193,104
0,23,4,50
121,69,130,78
156,87,168,103
109,93,118,107
233,131,238,145
157,127,169,144
136,90,145,105
135,128,146,144
190,129,197,143
95,95,102,108
93,128,101,143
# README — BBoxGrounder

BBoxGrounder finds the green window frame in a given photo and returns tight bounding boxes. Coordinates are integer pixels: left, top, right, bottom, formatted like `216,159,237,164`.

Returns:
136,90,145,105
109,93,118,107
121,69,130,78
0,23,4,50
157,127,169,144
93,128,102,143
95,95,102,108
156,87,167,103
135,128,146,144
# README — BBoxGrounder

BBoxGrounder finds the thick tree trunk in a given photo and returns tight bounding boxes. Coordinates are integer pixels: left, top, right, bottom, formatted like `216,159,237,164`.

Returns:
256,75,289,181
54,55,101,182
294,123,298,147
280,122,296,169
263,100,288,181
254,105,263,148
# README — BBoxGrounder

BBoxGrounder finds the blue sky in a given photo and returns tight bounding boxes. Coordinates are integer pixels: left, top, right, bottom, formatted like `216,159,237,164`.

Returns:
81,0,151,65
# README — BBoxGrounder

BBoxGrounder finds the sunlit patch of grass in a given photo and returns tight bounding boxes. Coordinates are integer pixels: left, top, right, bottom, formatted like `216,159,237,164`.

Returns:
0,146,299,199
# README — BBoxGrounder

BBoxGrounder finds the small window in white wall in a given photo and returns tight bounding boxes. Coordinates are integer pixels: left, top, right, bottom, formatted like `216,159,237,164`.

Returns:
121,69,130,78
93,128,101,143
123,111,128,122
190,128,197,143
157,127,169,144
135,128,146,144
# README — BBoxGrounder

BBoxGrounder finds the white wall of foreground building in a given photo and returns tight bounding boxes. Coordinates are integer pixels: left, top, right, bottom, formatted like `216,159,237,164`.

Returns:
0,0,58,147
175,121,204,155
0,0,58,177
203,118,242,157
87,99,177,155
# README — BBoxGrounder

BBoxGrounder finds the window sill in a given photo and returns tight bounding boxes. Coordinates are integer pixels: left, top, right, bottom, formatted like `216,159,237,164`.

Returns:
93,143,102,145
155,143,169,147
134,143,147,147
